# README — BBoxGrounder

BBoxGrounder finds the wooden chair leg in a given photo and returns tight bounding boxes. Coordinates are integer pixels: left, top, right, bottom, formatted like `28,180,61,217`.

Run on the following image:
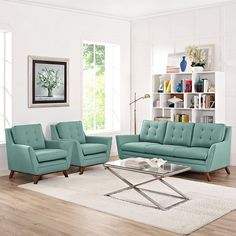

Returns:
79,167,85,175
34,175,41,184
9,170,14,179
204,172,211,182
225,167,230,175
63,170,68,177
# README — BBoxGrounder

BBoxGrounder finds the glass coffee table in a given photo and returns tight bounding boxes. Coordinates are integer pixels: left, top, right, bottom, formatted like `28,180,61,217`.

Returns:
104,159,191,211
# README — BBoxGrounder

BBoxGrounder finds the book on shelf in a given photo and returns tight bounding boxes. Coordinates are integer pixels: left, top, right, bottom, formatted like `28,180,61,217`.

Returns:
200,116,214,123
154,116,172,121
201,95,215,109
174,114,189,123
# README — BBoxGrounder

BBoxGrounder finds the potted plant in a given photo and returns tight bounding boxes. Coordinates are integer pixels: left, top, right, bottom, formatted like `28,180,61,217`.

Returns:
186,46,206,72
37,68,61,97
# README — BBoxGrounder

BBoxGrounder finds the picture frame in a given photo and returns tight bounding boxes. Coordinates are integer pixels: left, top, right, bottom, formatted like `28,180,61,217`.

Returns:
28,56,69,108
198,44,214,71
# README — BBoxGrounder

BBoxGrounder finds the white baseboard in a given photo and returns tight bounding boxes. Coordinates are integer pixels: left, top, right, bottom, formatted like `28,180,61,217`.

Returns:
0,169,9,176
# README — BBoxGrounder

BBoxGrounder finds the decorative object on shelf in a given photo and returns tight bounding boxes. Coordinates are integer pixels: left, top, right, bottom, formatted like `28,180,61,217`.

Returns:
185,80,192,92
175,101,184,108
180,56,187,72
208,83,215,93
195,78,204,92
168,96,183,107
200,116,214,123
164,79,171,93
158,75,164,92
186,45,206,71
154,116,172,121
176,82,182,92
28,56,69,108
130,93,150,134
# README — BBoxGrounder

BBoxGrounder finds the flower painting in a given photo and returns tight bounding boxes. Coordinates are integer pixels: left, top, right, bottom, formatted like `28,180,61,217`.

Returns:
28,56,69,107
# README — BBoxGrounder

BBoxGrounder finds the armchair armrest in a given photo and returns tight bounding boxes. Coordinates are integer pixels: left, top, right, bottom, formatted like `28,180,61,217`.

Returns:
86,136,112,145
45,140,73,163
7,144,38,174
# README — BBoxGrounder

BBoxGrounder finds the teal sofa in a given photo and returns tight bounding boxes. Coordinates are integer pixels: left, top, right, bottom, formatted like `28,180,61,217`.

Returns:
51,121,112,174
116,120,232,181
5,124,73,184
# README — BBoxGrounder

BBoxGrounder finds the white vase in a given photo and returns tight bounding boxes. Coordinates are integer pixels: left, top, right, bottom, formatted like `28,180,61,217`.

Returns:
191,66,204,72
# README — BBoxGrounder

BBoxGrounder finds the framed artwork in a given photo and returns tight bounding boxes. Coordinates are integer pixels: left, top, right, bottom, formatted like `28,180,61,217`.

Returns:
28,56,69,107
166,52,184,73
198,44,214,71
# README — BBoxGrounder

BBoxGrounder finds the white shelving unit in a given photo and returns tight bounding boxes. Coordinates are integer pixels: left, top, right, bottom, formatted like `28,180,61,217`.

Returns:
151,71,225,123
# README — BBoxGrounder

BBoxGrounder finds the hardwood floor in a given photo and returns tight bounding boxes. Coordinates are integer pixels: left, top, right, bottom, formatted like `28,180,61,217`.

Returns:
0,166,236,236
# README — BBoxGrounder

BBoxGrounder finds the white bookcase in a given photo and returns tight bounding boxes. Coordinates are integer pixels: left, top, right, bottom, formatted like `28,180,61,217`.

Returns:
151,71,225,123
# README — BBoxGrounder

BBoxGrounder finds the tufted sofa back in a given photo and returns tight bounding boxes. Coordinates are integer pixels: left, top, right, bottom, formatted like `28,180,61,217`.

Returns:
12,124,45,149
56,121,86,144
140,120,167,143
191,123,226,148
163,121,194,146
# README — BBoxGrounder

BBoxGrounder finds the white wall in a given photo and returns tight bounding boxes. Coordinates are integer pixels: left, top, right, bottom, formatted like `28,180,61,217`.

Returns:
131,3,236,165
0,1,131,174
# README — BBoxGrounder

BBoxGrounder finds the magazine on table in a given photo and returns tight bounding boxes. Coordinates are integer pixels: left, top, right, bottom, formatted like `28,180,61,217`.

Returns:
124,157,167,169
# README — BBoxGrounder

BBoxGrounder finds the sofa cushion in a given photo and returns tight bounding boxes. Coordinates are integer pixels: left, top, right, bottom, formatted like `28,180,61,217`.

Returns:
56,121,86,144
174,147,209,160
81,143,107,155
140,120,167,144
12,124,45,149
191,123,226,148
163,121,194,146
121,142,154,154
146,143,181,156
35,149,67,163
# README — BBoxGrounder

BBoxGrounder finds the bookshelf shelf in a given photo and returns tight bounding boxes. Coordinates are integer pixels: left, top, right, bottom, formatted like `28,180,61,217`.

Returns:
151,71,225,123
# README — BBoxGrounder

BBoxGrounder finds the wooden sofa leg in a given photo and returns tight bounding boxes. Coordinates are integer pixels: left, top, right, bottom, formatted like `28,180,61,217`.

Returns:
79,167,85,175
34,175,41,184
63,170,68,177
225,167,231,175
204,172,211,182
9,170,14,179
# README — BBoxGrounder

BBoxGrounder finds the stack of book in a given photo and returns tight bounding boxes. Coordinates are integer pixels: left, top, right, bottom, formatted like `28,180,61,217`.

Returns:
202,95,215,109
124,158,149,168
175,114,189,123
200,116,214,123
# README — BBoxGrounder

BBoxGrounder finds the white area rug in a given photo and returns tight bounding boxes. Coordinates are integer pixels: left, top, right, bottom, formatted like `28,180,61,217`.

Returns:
19,166,236,235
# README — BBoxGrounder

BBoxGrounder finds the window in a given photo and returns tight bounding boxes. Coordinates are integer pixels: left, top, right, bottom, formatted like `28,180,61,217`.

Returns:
82,41,120,132
0,31,12,142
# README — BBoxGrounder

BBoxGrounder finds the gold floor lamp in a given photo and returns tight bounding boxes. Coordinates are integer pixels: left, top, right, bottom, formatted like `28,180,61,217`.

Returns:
129,93,150,134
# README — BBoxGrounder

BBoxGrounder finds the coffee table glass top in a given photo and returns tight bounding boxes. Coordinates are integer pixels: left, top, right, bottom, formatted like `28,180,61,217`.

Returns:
104,159,191,177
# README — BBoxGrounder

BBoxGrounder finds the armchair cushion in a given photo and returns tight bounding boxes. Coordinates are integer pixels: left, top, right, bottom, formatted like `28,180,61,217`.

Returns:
35,149,67,163
56,121,86,144
12,124,45,149
81,143,107,155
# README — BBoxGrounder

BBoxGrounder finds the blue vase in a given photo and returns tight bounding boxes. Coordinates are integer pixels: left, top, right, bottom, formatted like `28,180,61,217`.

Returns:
180,56,187,72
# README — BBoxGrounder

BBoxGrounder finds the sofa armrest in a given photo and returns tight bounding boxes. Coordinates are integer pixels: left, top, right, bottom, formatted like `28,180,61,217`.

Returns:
7,144,38,174
207,127,232,171
116,135,139,158
116,135,139,146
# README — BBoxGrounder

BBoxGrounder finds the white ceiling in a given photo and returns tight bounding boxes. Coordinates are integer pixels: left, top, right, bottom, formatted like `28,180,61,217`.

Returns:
5,0,234,20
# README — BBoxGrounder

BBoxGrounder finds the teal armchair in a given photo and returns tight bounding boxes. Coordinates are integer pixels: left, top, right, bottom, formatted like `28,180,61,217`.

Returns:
5,124,73,184
51,121,112,174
